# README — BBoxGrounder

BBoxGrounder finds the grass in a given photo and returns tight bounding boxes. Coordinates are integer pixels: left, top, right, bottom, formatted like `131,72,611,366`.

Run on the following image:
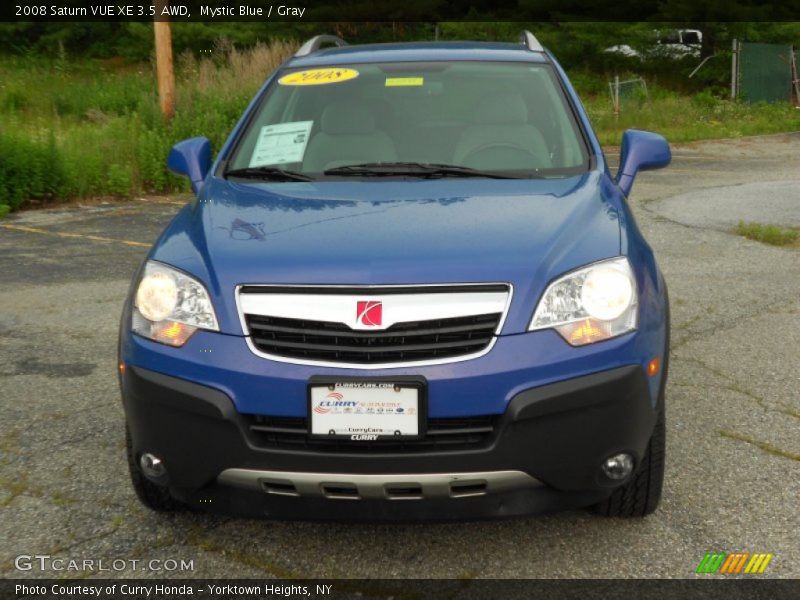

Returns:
0,40,296,214
1,47,799,215
733,221,800,247
583,85,800,146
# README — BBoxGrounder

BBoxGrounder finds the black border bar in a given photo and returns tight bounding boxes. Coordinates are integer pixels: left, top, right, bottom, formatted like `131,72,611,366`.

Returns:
3,1,800,22
3,578,799,600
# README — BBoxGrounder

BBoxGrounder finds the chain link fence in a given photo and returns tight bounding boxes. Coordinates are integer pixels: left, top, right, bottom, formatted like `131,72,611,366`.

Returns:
608,76,648,113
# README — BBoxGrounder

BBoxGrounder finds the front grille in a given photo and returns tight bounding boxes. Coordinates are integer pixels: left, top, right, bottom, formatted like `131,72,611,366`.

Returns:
244,313,501,364
243,415,497,453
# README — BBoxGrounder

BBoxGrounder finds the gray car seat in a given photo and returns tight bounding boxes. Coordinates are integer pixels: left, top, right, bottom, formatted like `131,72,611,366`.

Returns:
303,102,397,172
453,93,551,170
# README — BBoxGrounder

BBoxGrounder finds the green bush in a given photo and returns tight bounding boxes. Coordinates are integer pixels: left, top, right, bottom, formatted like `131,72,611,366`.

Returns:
693,89,719,111
0,132,65,209
2,88,27,112
0,42,298,211
106,164,133,197
567,70,610,97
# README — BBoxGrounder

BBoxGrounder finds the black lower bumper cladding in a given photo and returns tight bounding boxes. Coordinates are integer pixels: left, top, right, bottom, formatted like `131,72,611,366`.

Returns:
121,364,656,521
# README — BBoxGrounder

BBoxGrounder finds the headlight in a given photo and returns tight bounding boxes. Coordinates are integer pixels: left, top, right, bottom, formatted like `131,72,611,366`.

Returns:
132,261,219,347
529,257,637,346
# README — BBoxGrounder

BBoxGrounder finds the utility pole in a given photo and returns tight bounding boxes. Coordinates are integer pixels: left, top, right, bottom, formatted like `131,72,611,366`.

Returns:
154,0,175,121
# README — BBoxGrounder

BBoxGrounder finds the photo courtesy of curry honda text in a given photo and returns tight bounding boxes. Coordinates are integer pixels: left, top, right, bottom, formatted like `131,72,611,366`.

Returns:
119,31,672,521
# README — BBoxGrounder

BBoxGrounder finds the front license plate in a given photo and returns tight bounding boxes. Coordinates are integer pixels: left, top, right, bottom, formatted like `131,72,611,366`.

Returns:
308,380,424,440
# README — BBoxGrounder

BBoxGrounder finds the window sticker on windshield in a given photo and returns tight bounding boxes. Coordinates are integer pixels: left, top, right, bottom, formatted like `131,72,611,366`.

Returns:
249,121,313,167
278,68,359,86
385,77,424,87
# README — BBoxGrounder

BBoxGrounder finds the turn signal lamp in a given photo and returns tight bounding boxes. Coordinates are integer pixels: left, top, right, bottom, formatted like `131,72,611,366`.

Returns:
647,357,661,377
151,321,197,347
562,319,608,346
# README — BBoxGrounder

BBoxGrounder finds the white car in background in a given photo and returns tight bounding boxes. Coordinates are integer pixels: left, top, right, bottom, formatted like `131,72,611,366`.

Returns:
606,29,702,60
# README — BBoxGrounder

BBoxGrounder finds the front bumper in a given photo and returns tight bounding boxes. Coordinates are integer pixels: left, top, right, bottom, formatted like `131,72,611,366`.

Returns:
121,362,658,521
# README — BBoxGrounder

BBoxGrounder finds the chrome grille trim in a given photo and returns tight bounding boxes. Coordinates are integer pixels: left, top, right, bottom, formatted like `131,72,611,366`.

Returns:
235,283,513,368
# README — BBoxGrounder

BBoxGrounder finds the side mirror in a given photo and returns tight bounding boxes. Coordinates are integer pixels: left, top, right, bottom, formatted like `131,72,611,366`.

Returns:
615,129,671,197
167,137,212,194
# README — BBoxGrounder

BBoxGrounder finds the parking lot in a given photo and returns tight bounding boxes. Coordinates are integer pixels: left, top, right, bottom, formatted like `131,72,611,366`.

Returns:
1,133,798,579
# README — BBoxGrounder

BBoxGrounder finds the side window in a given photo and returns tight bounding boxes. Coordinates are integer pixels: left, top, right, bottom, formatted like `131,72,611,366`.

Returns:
660,31,680,45
682,31,700,45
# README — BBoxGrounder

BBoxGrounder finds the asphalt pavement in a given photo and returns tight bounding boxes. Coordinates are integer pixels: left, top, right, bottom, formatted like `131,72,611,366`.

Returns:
1,134,798,579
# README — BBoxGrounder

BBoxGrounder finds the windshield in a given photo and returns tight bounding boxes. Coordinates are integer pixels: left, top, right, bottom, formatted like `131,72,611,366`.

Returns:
226,61,589,179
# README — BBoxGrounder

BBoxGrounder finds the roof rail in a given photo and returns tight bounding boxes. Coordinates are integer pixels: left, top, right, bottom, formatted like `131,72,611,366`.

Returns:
519,30,544,53
295,35,348,57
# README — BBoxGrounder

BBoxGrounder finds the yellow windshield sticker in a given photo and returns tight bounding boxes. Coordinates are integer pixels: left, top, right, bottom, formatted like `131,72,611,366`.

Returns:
278,68,359,86
385,77,424,87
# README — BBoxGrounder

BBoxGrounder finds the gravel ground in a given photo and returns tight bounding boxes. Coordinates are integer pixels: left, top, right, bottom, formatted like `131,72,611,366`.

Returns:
0,134,798,580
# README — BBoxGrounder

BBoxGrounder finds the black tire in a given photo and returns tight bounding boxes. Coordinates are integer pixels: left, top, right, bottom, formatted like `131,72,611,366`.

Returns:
591,405,665,517
126,426,183,512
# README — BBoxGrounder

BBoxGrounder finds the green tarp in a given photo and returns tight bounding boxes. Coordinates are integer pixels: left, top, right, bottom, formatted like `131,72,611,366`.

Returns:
739,42,793,103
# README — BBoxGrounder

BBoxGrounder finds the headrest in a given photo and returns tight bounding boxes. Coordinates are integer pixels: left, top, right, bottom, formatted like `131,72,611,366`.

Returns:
321,102,376,135
472,94,528,125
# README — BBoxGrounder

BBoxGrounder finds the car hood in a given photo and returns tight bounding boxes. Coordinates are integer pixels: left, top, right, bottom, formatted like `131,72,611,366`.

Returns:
151,173,623,334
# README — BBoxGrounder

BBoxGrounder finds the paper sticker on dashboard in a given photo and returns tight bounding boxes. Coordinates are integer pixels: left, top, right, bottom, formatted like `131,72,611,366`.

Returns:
385,77,424,87
249,121,313,167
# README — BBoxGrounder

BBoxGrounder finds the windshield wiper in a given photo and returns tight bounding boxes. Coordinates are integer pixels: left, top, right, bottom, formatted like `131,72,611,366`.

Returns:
324,162,523,179
225,166,314,182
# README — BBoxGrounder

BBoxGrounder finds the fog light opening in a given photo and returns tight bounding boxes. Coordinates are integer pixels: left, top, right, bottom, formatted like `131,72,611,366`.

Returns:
602,453,634,480
140,453,167,478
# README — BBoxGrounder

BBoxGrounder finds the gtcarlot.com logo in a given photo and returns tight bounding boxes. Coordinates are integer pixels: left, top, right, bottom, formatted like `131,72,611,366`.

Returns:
15,554,194,572
696,552,774,575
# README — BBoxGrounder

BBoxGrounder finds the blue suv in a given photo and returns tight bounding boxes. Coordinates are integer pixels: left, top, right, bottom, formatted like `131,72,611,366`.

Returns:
119,32,671,520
